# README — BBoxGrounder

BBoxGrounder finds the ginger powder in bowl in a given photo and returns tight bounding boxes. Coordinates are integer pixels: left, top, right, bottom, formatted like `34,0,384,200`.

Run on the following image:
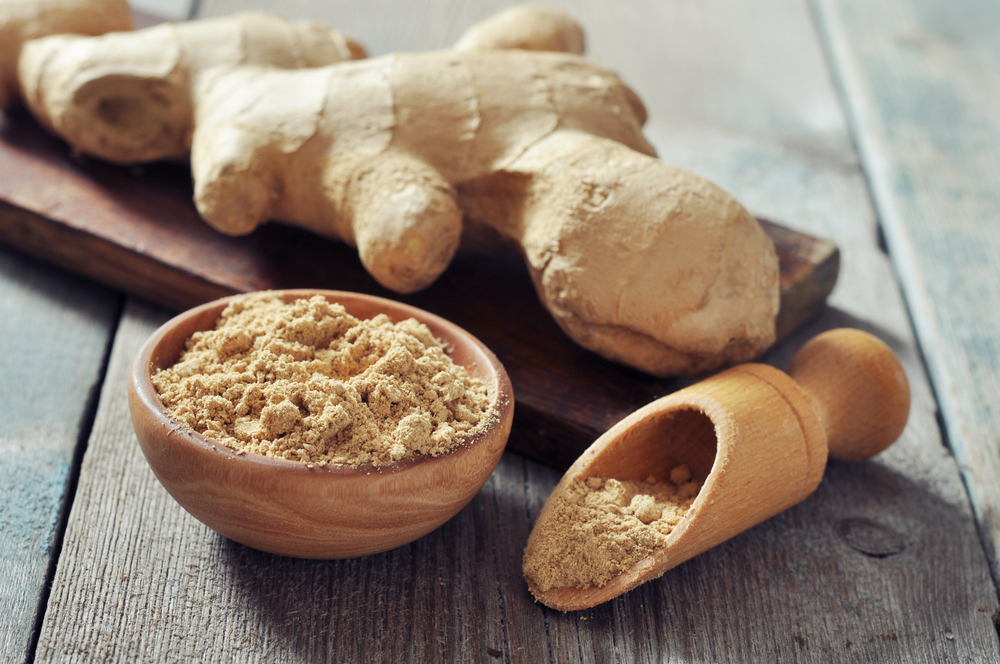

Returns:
151,293,493,468
129,290,513,559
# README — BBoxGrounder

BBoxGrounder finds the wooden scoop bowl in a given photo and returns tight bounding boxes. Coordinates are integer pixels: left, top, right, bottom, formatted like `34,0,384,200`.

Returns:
129,289,513,559
524,328,910,611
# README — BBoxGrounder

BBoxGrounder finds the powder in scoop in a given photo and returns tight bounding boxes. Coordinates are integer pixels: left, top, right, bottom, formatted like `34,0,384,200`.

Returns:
523,465,700,592
151,293,493,468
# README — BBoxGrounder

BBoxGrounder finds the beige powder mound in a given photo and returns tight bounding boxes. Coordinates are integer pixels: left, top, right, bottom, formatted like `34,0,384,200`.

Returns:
152,293,493,468
523,465,701,592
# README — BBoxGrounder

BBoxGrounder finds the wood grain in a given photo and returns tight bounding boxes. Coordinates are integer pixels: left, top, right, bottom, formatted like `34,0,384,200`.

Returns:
528,329,911,612
0,103,838,470
788,328,910,461
29,0,1000,661
0,248,119,663
33,305,1000,662
812,0,1000,594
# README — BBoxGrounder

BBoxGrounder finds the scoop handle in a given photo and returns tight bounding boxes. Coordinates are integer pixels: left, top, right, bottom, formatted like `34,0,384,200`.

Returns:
786,328,910,461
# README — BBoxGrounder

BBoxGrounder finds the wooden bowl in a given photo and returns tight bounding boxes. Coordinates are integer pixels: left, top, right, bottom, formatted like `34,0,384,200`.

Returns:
128,289,514,559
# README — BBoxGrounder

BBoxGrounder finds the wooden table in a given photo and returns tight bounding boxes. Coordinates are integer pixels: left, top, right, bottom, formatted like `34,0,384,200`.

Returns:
3,0,1000,661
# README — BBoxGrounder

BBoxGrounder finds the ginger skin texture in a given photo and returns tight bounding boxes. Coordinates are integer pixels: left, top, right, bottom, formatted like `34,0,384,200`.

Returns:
453,5,585,54
0,0,133,109
189,44,778,375
18,11,365,163
13,6,779,377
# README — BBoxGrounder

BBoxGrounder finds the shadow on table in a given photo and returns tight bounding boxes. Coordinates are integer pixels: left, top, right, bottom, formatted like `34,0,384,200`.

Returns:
760,304,910,370
214,440,994,662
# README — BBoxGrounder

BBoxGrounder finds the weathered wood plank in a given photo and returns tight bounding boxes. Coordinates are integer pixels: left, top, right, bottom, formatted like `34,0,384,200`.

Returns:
0,249,119,663
34,300,1000,663
33,0,1000,661
811,0,1000,592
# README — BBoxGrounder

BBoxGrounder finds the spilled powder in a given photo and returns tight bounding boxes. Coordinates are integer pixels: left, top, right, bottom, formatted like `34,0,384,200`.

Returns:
151,293,493,468
523,465,701,592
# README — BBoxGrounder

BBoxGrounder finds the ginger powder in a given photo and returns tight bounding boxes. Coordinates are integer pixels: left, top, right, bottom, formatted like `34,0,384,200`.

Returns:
523,465,701,592
151,293,493,468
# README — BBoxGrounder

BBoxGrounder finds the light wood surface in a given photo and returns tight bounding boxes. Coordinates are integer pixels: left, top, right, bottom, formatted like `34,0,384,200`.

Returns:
0,248,119,662
1,0,998,661
813,0,1000,590
788,328,911,461
527,329,911,611
34,303,1000,661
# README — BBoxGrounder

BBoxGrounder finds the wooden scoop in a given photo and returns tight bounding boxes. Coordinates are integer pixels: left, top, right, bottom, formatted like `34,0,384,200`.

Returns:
523,328,910,611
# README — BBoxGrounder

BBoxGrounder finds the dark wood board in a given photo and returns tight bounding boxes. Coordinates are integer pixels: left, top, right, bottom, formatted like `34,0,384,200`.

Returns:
0,105,838,469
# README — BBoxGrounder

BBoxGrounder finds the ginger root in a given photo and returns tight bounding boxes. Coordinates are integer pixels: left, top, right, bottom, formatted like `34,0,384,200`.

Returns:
454,5,585,54
18,11,365,163
188,44,778,374
14,6,779,376
0,0,133,109
460,130,778,374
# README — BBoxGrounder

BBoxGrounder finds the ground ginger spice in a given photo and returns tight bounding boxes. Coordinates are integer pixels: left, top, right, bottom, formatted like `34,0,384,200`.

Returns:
151,293,493,468
523,465,701,592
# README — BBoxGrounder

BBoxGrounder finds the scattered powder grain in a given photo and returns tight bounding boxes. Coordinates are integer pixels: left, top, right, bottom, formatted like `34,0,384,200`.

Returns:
151,293,493,468
523,466,701,592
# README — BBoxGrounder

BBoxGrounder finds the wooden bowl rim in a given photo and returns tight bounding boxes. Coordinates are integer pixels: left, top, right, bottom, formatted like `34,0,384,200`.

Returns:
129,288,513,478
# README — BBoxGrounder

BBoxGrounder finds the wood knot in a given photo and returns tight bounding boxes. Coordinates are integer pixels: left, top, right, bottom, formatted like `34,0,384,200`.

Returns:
836,518,907,558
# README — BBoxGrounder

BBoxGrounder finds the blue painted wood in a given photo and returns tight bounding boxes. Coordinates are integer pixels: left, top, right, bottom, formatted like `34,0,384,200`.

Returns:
812,0,1000,583
0,246,119,663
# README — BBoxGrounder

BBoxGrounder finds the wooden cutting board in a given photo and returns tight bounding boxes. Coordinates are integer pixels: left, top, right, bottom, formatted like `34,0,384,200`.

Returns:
0,105,838,469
